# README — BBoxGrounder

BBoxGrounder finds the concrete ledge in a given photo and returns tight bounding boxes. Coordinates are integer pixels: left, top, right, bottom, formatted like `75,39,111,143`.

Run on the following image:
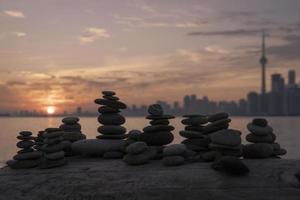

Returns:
0,158,299,200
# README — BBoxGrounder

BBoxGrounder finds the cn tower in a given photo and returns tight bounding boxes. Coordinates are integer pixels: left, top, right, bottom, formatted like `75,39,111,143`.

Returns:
260,31,267,95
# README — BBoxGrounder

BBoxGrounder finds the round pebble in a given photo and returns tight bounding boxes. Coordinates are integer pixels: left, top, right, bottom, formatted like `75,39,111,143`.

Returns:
148,104,163,116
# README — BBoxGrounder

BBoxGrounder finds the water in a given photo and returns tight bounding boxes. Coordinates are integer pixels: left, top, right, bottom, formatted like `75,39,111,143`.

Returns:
0,117,299,166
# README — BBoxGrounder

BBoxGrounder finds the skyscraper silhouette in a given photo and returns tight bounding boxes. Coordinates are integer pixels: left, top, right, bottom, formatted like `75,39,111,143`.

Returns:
259,31,268,114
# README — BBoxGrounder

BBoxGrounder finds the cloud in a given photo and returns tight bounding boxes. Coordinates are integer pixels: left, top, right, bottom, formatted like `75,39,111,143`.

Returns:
141,5,156,13
4,10,25,18
175,22,204,28
79,27,110,44
11,32,26,37
188,29,262,37
268,35,300,60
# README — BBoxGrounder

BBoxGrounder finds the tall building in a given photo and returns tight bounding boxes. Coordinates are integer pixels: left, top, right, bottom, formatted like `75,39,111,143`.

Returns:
288,70,296,85
259,31,268,114
269,74,285,115
247,92,259,115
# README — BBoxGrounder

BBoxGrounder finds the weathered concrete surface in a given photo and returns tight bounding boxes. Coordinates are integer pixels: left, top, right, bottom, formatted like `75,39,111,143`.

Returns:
0,158,299,200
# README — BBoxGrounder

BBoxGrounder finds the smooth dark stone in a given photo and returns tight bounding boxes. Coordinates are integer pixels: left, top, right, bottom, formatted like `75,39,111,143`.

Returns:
42,142,66,153
201,151,222,162
211,156,249,175
139,131,174,146
295,172,300,182
126,142,148,154
247,123,273,136
184,144,209,152
17,135,34,140
209,143,242,151
43,131,63,138
181,138,210,147
210,129,241,146
44,137,63,145
103,95,119,101
206,118,231,128
146,114,175,120
103,151,124,159
97,125,126,135
123,147,157,165
148,104,163,116
7,159,40,169
44,151,65,160
181,117,207,126
274,148,287,156
102,90,116,96
243,143,274,158
252,118,268,127
19,131,32,137
150,119,170,125
62,132,86,142
39,157,67,169
143,125,174,132
271,143,281,151
96,134,127,139
185,126,205,132
94,99,127,109
246,133,276,143
17,140,34,148
72,139,126,157
202,123,230,134
127,130,142,140
162,156,185,166
62,117,79,124
182,114,205,118
207,112,229,122
17,148,34,154
98,113,125,125
98,106,120,114
59,123,81,131
179,130,206,139
124,138,136,148
13,151,42,160
44,128,62,133
163,144,186,157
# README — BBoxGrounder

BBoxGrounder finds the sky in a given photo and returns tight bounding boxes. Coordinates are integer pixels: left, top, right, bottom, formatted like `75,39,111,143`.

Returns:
0,0,300,113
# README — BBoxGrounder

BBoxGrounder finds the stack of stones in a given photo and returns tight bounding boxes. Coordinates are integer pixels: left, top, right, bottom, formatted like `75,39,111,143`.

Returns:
94,91,127,159
203,112,231,134
140,104,175,147
7,131,42,169
162,144,187,166
243,118,287,159
180,115,210,154
123,141,156,165
39,128,67,169
59,117,86,142
33,130,45,151
209,129,243,157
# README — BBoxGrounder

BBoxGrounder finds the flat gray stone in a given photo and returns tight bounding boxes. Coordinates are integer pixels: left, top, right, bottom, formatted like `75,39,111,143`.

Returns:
247,123,273,136
123,147,157,165
44,151,65,160
210,129,241,146
126,142,148,155
62,117,79,124
163,144,186,157
13,151,42,160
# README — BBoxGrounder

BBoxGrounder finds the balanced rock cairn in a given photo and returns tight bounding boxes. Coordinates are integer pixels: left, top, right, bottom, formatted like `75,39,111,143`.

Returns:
243,118,287,158
33,130,45,151
59,116,86,142
94,91,127,159
209,129,242,157
180,115,210,153
39,128,67,169
123,141,156,165
7,131,42,169
162,144,187,166
140,104,175,159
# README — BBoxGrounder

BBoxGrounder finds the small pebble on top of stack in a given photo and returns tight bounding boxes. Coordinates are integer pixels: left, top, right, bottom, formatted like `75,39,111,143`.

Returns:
162,144,187,166
39,128,67,169
209,129,242,157
140,104,175,146
123,142,156,165
180,115,210,153
95,91,127,159
243,118,287,159
59,116,86,142
7,131,42,169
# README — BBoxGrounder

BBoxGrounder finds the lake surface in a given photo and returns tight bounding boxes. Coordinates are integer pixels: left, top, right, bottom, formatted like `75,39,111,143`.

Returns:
0,116,299,166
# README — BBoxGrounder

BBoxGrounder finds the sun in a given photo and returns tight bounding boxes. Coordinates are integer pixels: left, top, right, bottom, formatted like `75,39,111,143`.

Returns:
46,106,56,115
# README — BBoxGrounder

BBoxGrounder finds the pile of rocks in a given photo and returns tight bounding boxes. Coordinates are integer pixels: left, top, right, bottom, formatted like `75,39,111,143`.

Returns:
162,144,187,166
140,104,175,146
123,142,156,165
59,117,86,142
7,131,42,169
180,115,210,153
243,118,287,159
39,128,67,169
209,129,242,157
94,91,127,159
33,130,45,151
